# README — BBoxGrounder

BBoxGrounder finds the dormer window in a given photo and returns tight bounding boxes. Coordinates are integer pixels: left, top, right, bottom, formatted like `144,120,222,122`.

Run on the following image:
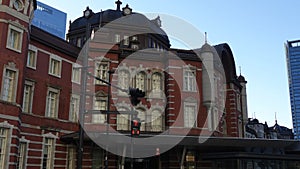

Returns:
123,35,129,46
114,34,121,43
132,44,139,50
132,36,138,41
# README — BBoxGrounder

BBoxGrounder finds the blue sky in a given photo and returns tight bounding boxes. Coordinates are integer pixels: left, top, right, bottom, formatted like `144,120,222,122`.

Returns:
39,0,300,128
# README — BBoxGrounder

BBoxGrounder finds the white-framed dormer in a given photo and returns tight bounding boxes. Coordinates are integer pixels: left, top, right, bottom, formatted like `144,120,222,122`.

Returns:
48,54,62,78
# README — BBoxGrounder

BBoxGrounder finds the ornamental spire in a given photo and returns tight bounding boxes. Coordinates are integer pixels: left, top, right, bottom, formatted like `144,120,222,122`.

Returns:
115,0,122,11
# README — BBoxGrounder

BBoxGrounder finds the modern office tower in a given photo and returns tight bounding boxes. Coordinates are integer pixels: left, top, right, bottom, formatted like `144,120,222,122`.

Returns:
32,1,66,39
286,40,300,139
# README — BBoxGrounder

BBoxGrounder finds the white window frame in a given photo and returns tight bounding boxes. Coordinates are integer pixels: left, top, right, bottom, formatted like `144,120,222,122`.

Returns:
95,62,109,85
76,38,82,47
0,121,13,169
42,133,57,169
184,102,197,128
123,35,129,46
114,34,121,43
183,68,197,92
135,71,146,92
18,137,29,169
22,80,34,113
151,72,163,98
27,45,37,69
48,55,62,78
116,107,130,131
71,64,81,84
69,94,80,122
1,64,18,103
66,146,76,169
92,94,107,124
151,109,163,132
45,87,60,118
118,69,130,95
6,24,23,53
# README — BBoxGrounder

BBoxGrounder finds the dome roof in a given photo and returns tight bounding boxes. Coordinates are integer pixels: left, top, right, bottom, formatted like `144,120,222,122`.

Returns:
68,7,169,43
238,75,246,82
69,9,123,31
199,43,214,54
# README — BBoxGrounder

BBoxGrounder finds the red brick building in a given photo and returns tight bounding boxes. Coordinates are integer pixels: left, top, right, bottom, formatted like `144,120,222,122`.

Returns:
0,1,299,169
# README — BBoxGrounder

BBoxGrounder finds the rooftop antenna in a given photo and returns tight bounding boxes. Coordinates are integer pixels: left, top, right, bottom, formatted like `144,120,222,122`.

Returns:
205,32,208,43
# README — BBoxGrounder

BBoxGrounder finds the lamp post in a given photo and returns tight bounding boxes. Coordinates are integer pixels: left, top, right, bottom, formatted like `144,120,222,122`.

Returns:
105,70,114,169
77,14,91,169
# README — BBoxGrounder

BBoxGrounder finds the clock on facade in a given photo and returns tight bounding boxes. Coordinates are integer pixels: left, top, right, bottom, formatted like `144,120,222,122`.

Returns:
84,7,92,18
122,4,132,15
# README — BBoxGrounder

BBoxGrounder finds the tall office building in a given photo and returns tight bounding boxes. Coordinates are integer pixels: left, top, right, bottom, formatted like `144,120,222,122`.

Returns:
32,1,66,39
286,40,300,139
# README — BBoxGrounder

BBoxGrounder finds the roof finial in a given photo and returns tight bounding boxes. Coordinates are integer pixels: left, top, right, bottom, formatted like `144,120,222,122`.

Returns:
205,32,207,43
275,112,278,124
239,66,242,76
115,0,122,11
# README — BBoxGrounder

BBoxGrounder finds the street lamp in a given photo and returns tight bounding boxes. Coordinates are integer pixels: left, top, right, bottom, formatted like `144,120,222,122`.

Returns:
104,69,114,169
77,8,92,168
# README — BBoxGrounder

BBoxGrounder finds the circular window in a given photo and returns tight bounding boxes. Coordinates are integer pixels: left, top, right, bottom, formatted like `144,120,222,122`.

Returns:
13,0,24,11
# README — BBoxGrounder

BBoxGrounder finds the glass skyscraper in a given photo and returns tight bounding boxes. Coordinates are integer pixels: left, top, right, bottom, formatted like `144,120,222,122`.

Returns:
32,1,67,39
286,40,300,139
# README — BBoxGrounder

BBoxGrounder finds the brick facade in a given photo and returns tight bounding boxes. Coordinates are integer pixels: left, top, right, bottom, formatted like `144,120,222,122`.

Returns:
0,1,253,169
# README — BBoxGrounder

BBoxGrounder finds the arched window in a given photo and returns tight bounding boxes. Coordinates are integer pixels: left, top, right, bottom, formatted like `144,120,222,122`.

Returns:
95,62,108,84
151,72,163,97
118,70,130,94
135,71,146,91
152,72,162,91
